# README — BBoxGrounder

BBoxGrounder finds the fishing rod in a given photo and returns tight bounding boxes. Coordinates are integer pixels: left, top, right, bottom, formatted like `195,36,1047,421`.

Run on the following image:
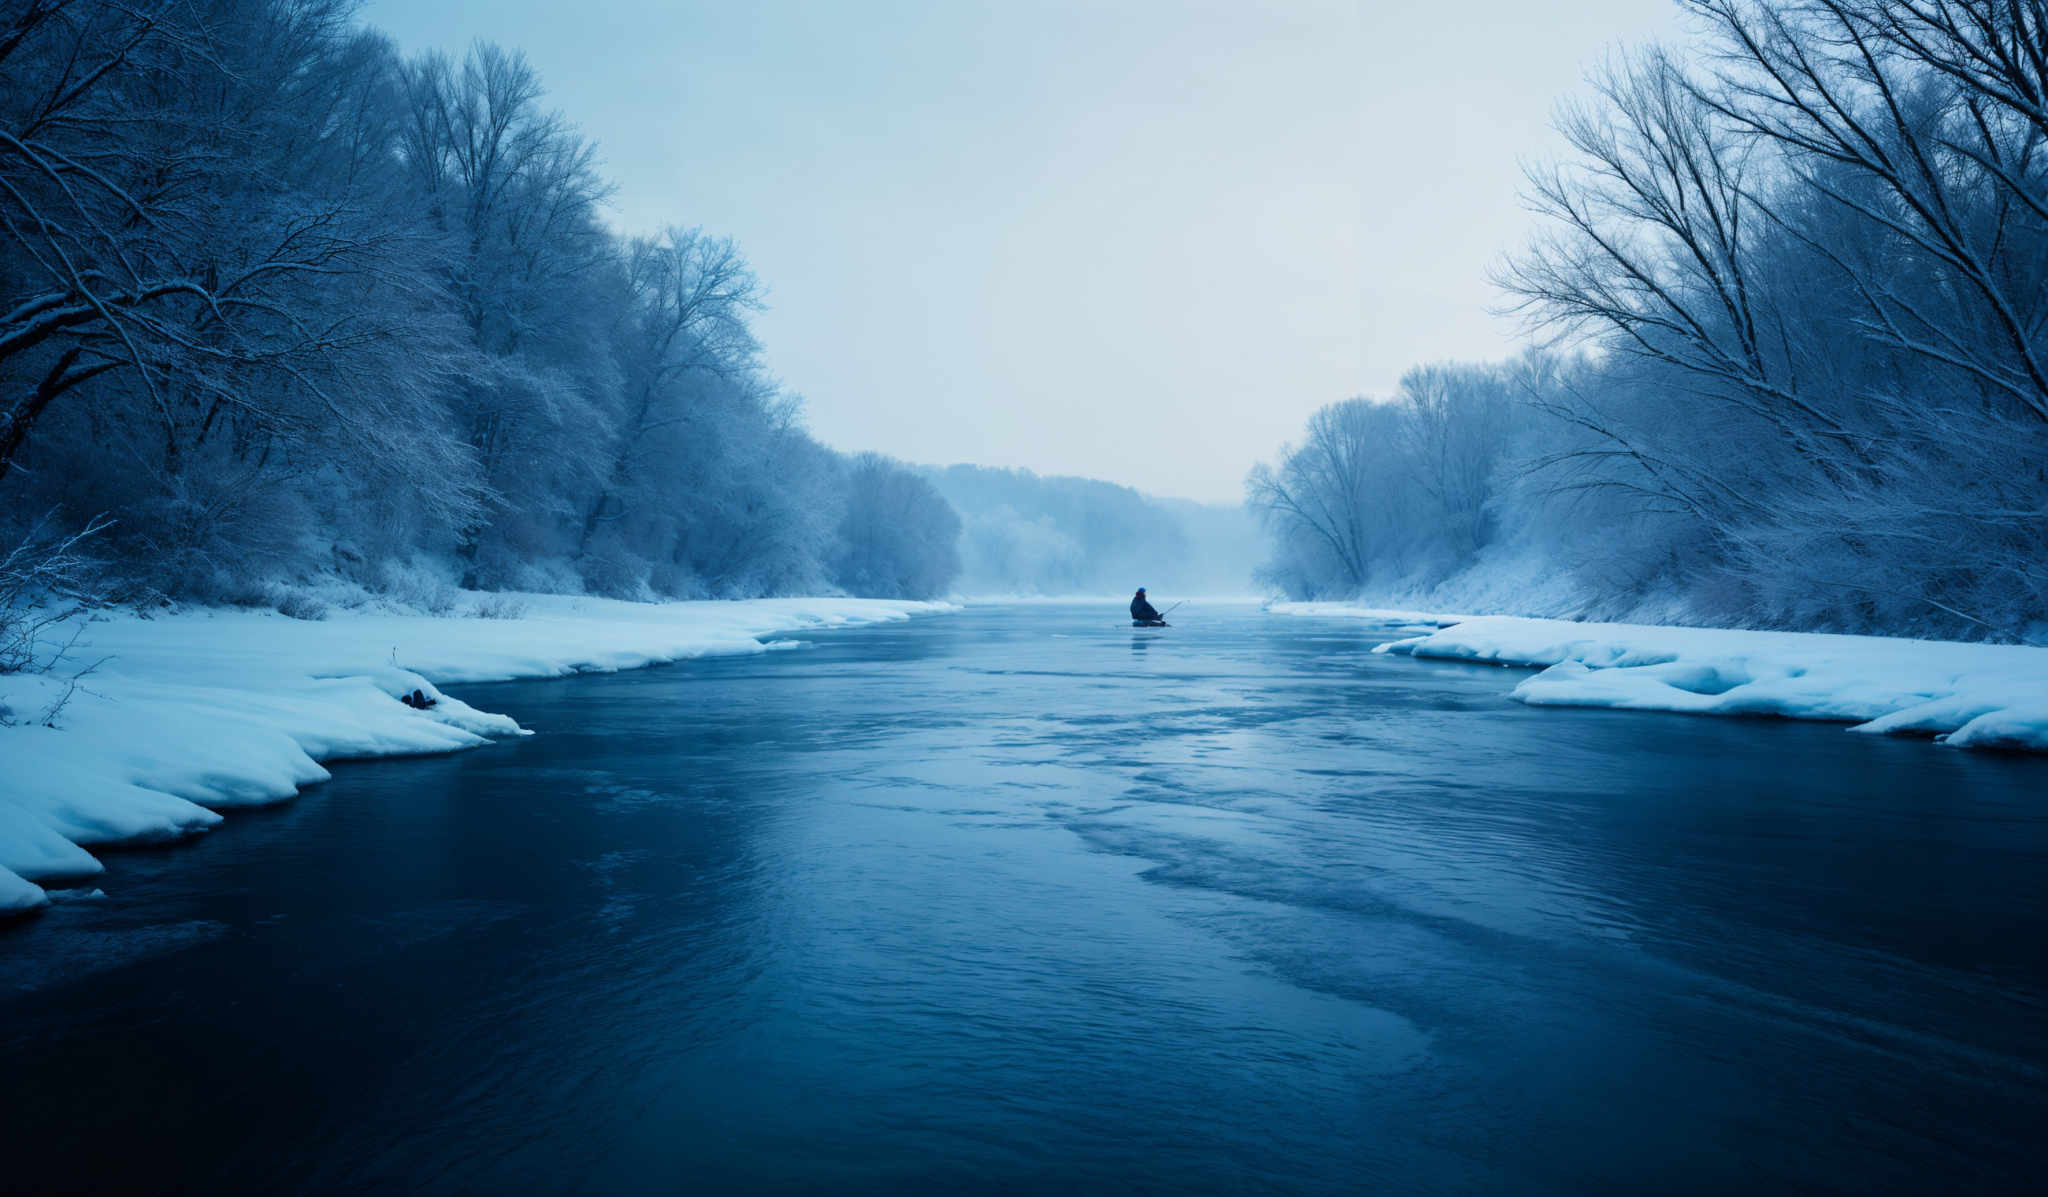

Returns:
1136,600,1184,627
1130,600,1183,628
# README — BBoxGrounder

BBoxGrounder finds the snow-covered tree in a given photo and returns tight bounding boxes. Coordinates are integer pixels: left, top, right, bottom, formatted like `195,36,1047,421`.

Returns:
831,455,962,600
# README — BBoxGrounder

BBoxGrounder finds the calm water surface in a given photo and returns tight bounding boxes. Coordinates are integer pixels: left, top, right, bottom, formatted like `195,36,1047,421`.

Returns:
3,604,2044,1194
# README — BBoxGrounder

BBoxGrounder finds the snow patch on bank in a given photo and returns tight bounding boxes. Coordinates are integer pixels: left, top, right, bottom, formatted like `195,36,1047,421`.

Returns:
1269,604,2048,754
1261,602,1466,629
0,594,950,914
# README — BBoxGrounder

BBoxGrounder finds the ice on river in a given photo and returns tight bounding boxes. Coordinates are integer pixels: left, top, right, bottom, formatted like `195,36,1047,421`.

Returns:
0,594,951,914
1273,603,2048,753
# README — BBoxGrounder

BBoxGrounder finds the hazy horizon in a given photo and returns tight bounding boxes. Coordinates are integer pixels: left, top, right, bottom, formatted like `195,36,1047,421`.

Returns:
361,0,1683,501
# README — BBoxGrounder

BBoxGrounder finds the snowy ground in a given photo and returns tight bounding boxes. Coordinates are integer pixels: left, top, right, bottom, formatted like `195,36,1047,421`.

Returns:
0,595,951,915
1271,603,2048,755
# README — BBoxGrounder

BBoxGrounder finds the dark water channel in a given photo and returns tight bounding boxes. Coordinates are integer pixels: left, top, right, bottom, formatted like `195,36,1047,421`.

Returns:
2,604,2043,1194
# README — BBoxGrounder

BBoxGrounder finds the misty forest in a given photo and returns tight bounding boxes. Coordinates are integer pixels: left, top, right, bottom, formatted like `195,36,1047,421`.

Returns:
4,3,2046,1195
0,0,970,608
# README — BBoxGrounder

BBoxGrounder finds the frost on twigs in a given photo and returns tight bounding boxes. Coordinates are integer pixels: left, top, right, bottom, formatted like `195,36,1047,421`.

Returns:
0,510,109,670
0,514,112,728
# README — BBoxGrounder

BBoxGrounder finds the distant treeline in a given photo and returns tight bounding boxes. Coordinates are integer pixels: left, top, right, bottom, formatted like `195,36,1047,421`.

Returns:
925,465,1261,596
0,0,960,605
1252,0,2048,639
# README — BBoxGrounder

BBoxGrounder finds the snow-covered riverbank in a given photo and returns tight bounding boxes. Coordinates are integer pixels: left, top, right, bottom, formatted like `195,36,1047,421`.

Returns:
1271,603,2048,754
0,595,951,914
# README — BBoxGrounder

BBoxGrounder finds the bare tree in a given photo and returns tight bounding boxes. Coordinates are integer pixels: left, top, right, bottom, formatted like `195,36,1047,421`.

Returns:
0,1,434,486
1491,0,2048,633
1395,363,1516,553
0,511,107,681
1684,0,2048,423
1246,399,1407,595
579,228,764,550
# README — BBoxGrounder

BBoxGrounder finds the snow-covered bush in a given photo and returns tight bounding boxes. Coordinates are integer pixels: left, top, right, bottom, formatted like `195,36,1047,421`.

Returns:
377,563,462,617
578,530,653,601
274,591,330,622
0,515,106,690
468,595,529,620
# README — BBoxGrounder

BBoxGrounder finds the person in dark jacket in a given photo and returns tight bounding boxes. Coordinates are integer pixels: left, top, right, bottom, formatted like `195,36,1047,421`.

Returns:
1130,587,1165,626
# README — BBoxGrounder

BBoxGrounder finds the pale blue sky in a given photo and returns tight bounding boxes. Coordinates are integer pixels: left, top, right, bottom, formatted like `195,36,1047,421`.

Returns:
362,1,1682,501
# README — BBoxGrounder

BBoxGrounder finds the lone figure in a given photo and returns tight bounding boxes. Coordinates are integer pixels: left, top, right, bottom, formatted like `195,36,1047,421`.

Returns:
1130,587,1166,627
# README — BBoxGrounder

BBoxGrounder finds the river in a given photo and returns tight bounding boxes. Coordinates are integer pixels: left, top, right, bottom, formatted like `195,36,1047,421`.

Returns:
2,603,2042,1193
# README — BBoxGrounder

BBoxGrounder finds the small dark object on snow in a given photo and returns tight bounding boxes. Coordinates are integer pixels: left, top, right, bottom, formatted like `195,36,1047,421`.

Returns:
400,688,438,710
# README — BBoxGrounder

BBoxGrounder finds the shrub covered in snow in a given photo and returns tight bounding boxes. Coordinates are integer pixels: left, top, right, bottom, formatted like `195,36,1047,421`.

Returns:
0,515,105,680
274,591,330,622
468,595,529,620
